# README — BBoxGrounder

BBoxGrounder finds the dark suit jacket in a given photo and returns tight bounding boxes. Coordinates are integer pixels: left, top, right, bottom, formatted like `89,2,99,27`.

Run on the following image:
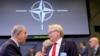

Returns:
25,52,35,56
90,46,100,56
95,46,100,56
80,47,88,56
0,39,22,56
46,39,79,56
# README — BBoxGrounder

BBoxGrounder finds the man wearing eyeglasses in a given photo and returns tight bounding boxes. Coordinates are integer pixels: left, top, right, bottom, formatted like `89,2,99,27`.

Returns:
45,24,79,56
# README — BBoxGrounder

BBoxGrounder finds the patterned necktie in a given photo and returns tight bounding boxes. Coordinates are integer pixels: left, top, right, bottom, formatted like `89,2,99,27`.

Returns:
52,43,57,56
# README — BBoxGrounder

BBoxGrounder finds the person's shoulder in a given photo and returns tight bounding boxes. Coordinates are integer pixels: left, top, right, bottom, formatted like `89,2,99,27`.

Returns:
62,39,77,47
63,39,75,43
0,39,14,49
98,46,100,48
98,46,100,51
96,46,100,56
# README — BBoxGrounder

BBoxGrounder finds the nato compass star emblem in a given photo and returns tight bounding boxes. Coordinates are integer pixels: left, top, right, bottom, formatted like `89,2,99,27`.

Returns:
16,0,68,30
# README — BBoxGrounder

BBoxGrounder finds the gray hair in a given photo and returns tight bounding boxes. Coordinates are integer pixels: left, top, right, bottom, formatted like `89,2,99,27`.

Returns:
11,25,25,36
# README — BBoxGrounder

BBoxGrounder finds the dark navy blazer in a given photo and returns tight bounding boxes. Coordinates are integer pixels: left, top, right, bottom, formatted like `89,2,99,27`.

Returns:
46,39,79,56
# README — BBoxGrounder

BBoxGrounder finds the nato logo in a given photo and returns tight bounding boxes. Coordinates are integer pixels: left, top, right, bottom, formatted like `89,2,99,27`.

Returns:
16,0,68,30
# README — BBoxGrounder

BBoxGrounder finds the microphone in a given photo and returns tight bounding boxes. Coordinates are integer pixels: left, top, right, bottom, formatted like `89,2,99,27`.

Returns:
42,39,53,53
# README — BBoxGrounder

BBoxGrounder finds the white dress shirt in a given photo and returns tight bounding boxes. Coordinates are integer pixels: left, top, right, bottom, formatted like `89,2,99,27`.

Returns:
49,38,63,56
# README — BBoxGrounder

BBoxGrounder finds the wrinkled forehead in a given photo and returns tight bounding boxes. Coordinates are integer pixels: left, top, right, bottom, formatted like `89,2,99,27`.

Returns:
48,27,58,32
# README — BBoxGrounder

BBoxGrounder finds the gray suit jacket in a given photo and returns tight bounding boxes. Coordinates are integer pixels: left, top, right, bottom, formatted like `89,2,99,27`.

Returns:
90,46,100,56
95,46,100,56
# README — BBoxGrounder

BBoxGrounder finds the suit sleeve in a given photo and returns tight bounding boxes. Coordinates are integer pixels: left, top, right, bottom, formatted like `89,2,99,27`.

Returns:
70,41,79,56
6,44,21,56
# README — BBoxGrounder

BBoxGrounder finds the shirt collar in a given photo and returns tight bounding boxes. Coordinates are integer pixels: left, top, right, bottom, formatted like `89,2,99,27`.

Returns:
94,45,99,51
11,38,20,47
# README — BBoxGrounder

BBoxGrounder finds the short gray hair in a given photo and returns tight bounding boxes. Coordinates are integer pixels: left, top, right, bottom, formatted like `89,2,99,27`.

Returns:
11,25,25,36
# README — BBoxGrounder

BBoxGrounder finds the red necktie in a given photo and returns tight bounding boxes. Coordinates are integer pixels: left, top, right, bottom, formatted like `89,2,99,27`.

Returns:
52,43,57,56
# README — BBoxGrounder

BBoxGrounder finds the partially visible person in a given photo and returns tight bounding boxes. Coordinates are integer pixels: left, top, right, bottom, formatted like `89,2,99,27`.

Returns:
79,42,88,56
0,25,27,56
46,24,79,56
34,39,53,56
26,48,35,56
42,39,53,53
89,37,100,56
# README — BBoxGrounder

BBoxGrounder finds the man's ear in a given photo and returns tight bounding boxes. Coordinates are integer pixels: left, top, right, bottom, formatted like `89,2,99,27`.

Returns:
15,32,20,37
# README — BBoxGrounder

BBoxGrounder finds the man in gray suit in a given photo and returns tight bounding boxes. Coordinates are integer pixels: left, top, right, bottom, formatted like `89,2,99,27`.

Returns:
89,37,100,56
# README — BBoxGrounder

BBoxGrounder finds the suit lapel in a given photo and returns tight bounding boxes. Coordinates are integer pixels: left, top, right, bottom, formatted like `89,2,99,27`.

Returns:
9,39,22,56
58,39,66,56
46,45,52,56
95,46,100,56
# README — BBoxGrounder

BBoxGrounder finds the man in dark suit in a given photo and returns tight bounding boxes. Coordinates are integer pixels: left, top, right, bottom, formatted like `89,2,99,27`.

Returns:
46,24,79,56
0,25,28,56
89,37,100,56
79,42,88,56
